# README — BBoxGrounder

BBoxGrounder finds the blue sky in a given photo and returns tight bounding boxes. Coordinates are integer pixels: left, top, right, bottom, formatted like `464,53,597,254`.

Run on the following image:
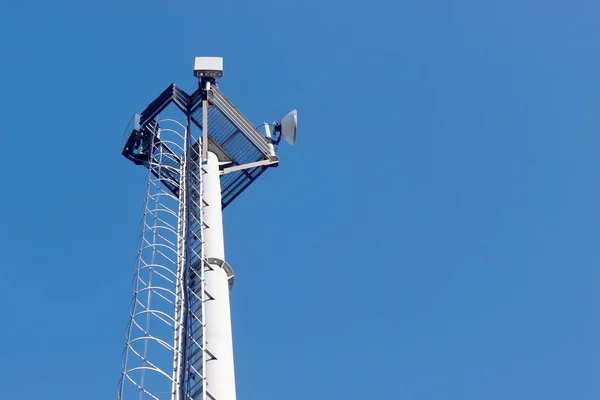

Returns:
1,1,600,399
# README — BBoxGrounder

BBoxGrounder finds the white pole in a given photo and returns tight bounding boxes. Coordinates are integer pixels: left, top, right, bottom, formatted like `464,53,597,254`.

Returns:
202,151,237,400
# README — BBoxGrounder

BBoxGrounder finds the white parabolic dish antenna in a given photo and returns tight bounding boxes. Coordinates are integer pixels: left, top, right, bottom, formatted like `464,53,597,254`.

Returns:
279,109,297,145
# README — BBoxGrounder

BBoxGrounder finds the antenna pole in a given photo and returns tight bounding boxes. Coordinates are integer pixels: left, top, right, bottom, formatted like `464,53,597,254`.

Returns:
201,79,210,162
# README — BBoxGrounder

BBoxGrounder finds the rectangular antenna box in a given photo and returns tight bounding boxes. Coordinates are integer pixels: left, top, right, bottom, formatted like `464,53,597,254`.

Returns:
194,57,224,77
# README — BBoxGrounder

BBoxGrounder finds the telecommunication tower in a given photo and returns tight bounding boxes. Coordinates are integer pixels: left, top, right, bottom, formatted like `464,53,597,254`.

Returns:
118,57,297,400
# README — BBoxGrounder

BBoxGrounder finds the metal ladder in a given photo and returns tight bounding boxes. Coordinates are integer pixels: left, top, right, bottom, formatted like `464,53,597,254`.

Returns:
173,128,210,400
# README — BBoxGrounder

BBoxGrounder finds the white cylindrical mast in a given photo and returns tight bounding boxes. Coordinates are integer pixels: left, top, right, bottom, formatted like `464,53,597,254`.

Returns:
202,151,236,400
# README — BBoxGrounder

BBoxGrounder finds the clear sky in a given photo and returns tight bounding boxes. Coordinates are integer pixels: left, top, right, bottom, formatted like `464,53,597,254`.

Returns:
1,1,600,399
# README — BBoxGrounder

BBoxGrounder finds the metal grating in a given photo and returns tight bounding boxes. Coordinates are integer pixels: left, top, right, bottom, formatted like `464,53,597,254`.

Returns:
190,105,272,207
123,83,278,208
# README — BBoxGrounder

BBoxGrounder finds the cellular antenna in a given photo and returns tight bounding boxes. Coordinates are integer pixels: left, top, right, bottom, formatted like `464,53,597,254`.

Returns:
118,56,297,400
